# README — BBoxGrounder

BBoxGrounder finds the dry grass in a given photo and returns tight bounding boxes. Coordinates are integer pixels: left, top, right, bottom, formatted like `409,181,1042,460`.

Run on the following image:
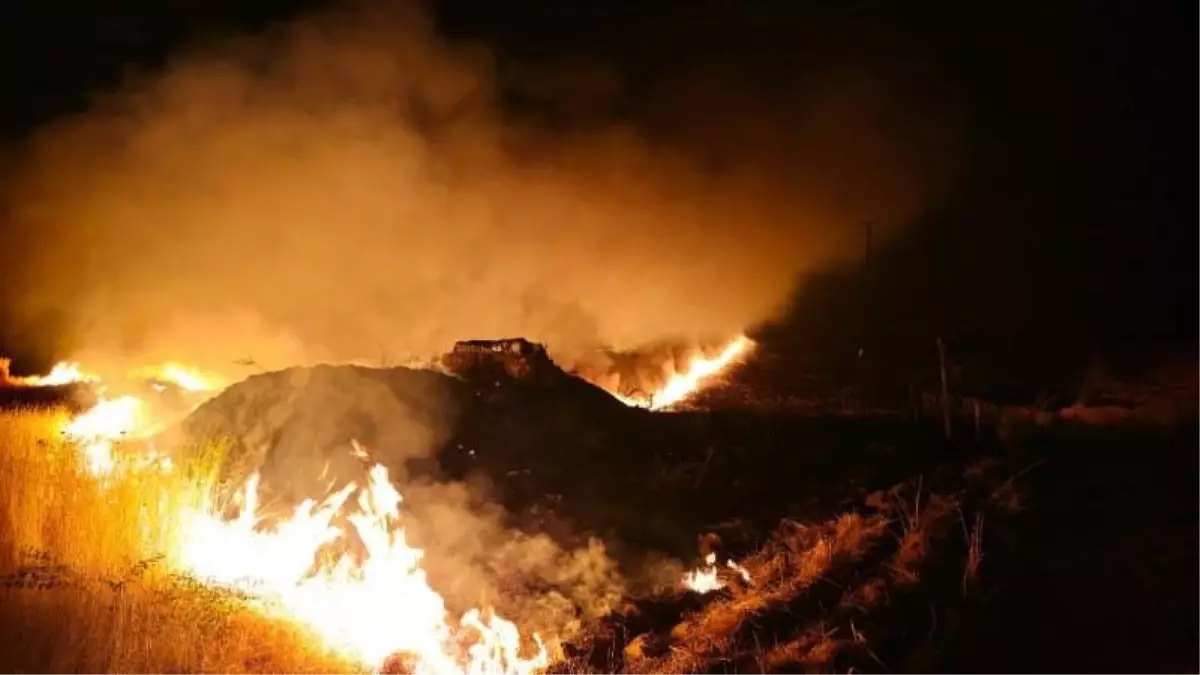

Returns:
961,510,985,592
626,512,891,674
558,467,1016,674
881,478,957,587
0,407,355,674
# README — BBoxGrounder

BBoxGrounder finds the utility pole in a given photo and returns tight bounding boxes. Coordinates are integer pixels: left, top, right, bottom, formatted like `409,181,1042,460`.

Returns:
937,336,952,440
855,220,876,407
864,219,874,271
862,220,875,345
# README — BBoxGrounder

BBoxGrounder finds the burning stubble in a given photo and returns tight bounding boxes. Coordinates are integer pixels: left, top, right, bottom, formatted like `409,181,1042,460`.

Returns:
0,1,962,378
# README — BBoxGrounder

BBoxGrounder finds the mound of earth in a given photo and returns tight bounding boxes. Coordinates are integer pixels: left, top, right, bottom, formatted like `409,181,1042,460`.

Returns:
169,338,669,641
171,338,650,516
175,363,461,501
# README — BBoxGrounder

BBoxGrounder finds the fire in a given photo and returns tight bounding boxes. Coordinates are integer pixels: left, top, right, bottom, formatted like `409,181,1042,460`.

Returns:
7,359,218,393
18,359,548,673
9,361,98,386
61,395,146,476
57,390,179,477
177,461,548,673
617,335,753,410
4,359,223,476
682,552,752,594
682,553,724,593
63,395,143,439
136,362,221,392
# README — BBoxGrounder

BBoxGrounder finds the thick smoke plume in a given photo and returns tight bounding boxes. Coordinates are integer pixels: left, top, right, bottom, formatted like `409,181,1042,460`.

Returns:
2,1,960,378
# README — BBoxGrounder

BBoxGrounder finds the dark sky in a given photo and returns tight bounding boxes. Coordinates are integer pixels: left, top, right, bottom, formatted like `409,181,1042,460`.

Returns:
0,0,1194,370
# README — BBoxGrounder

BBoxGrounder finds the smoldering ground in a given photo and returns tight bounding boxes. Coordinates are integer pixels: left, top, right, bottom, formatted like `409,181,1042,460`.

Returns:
0,0,961,380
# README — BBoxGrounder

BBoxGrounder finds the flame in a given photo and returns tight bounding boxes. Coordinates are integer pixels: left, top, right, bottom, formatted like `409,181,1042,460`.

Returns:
617,335,753,410
682,553,725,593
178,461,548,673
23,357,562,672
10,361,99,386
726,558,752,585
137,362,221,392
8,358,218,393
681,552,752,594
8,358,222,476
61,395,146,476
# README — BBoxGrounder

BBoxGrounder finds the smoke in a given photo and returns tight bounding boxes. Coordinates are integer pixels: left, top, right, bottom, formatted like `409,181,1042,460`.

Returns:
1,1,961,378
397,479,627,653
176,362,630,654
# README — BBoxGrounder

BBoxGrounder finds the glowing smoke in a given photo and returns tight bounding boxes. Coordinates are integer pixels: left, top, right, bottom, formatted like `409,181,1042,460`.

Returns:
0,1,961,378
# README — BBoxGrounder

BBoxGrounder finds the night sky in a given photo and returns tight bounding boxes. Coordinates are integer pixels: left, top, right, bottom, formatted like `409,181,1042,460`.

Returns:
0,0,1194,374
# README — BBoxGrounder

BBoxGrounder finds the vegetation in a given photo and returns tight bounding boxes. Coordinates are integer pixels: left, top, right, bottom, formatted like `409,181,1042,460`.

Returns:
0,408,354,674
1,374,1195,673
554,468,1017,675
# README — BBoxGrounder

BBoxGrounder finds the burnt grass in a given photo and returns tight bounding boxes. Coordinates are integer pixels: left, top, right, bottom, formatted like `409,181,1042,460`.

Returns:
127,343,1198,673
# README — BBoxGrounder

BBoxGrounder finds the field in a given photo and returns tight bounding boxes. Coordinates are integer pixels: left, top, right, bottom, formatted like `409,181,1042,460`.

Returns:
0,408,355,674
0,352,1196,673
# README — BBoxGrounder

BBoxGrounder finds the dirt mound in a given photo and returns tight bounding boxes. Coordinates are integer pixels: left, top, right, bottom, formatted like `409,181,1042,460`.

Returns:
168,343,653,647
170,339,642,509
174,364,461,503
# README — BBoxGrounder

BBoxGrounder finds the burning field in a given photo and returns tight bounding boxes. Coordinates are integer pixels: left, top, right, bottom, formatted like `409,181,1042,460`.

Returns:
0,2,1195,672
0,337,756,673
0,3,964,666
4,334,1195,674
0,331,1032,672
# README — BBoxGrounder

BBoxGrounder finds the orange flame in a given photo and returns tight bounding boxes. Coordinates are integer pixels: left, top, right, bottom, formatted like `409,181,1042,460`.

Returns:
617,335,753,410
42,359,548,673
135,362,221,392
682,552,725,593
11,359,220,476
10,358,218,393
10,361,99,387
61,395,146,476
681,552,752,594
177,461,548,673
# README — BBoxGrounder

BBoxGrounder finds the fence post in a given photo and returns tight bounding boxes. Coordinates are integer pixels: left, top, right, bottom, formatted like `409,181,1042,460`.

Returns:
937,336,952,440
